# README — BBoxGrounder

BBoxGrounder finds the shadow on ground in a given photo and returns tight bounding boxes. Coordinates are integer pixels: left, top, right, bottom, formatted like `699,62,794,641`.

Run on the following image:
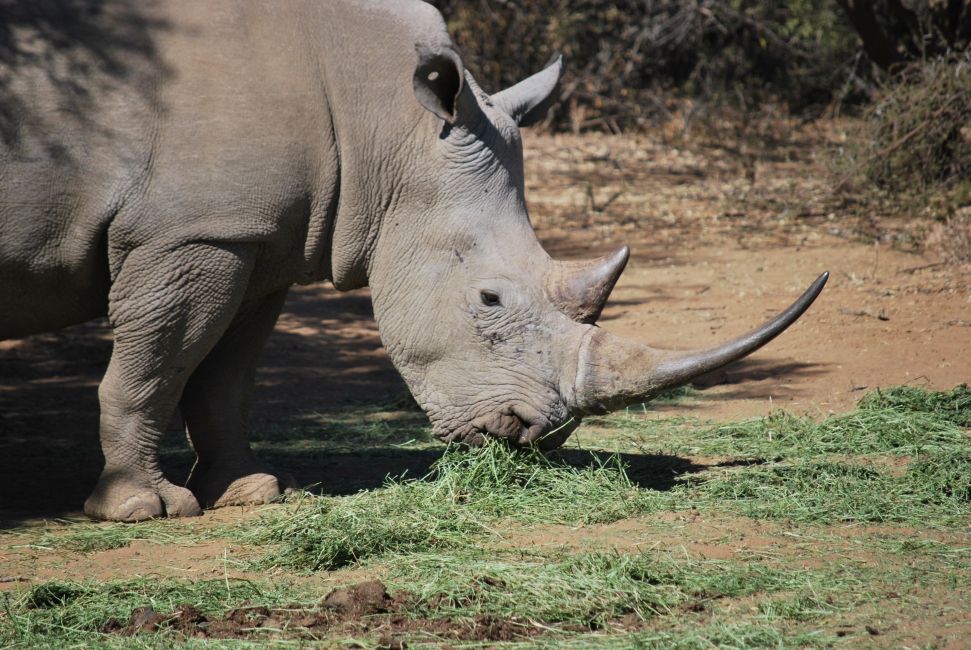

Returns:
0,286,405,525
1,283,811,526
250,442,712,498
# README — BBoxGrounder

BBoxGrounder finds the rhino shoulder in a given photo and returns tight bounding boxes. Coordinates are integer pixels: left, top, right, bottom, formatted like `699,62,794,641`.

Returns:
337,0,454,52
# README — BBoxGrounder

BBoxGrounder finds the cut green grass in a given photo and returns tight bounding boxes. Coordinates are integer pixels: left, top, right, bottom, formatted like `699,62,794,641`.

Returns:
590,385,970,457
572,625,838,649
375,544,903,650
1,577,310,648
245,386,970,570
0,548,874,648
686,451,971,526
876,536,971,563
244,442,667,571
388,550,847,627
24,519,223,553
858,384,971,427
693,407,968,456
5,385,969,648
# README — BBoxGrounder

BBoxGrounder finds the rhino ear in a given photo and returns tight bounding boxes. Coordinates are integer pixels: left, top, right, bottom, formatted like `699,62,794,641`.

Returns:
492,55,563,127
413,46,465,124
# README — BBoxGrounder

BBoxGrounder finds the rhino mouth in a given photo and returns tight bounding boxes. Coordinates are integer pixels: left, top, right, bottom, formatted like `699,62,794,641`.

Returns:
441,406,580,450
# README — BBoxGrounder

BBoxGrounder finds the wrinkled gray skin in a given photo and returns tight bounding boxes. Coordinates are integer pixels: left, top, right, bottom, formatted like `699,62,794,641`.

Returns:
0,0,826,522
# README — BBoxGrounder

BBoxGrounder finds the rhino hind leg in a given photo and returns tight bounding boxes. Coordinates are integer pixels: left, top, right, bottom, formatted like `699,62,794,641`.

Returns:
181,288,297,508
84,242,257,522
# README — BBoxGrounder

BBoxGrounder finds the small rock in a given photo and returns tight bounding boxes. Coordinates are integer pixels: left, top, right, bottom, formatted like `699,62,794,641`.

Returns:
377,635,406,650
168,604,207,630
128,606,165,633
322,580,392,616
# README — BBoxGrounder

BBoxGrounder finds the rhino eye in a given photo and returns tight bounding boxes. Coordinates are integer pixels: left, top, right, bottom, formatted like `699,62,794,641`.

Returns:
480,290,502,307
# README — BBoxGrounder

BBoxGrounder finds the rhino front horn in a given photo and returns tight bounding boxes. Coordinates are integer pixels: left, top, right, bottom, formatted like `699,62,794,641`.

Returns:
547,246,629,323
572,272,829,414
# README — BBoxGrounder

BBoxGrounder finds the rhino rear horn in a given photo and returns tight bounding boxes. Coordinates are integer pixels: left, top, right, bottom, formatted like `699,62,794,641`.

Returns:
492,55,563,127
547,246,629,323
413,46,465,123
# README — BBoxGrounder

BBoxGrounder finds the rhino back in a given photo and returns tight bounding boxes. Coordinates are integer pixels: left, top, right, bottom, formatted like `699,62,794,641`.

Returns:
0,0,457,338
0,1,162,336
0,0,351,337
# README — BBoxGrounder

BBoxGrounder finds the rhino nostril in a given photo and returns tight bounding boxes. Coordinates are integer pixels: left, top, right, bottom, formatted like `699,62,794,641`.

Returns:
517,424,545,445
466,406,578,448
468,412,523,443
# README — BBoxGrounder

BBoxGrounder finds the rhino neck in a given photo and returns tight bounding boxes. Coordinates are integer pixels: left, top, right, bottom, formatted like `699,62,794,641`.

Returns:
311,0,455,291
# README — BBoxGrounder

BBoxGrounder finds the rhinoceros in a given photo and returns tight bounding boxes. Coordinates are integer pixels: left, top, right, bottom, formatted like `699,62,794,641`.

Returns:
0,0,826,521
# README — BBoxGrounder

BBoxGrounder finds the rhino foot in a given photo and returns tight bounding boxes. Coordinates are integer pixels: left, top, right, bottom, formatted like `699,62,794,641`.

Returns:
84,472,203,522
187,461,296,508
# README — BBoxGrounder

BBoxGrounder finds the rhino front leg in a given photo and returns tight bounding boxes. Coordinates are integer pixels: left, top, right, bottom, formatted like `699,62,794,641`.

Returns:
181,288,296,508
84,243,256,522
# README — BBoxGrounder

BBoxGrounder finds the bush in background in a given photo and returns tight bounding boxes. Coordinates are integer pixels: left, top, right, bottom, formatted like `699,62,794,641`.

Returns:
836,0,970,71
838,55,971,259
859,56,971,198
429,0,863,132
431,1,971,253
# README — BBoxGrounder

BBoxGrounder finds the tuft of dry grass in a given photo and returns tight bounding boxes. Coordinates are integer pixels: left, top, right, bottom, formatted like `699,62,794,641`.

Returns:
925,208,971,263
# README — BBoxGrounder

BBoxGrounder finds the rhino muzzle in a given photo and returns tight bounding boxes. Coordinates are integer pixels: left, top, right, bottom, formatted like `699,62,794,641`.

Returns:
436,403,580,450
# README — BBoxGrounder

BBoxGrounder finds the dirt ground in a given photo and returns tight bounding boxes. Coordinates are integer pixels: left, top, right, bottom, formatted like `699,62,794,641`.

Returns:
0,123,968,645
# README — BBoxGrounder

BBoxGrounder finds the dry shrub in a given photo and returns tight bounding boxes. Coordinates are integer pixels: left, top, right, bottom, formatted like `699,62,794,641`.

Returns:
925,209,971,262
838,55,971,259
836,0,971,71
429,1,863,132
861,56,971,197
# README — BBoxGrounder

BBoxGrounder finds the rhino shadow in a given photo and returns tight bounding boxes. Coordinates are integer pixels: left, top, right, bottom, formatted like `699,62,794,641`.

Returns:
688,357,829,402
290,450,712,497
236,419,712,498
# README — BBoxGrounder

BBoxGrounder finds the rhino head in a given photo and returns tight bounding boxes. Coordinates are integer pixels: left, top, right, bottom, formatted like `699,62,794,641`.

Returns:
363,46,827,450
